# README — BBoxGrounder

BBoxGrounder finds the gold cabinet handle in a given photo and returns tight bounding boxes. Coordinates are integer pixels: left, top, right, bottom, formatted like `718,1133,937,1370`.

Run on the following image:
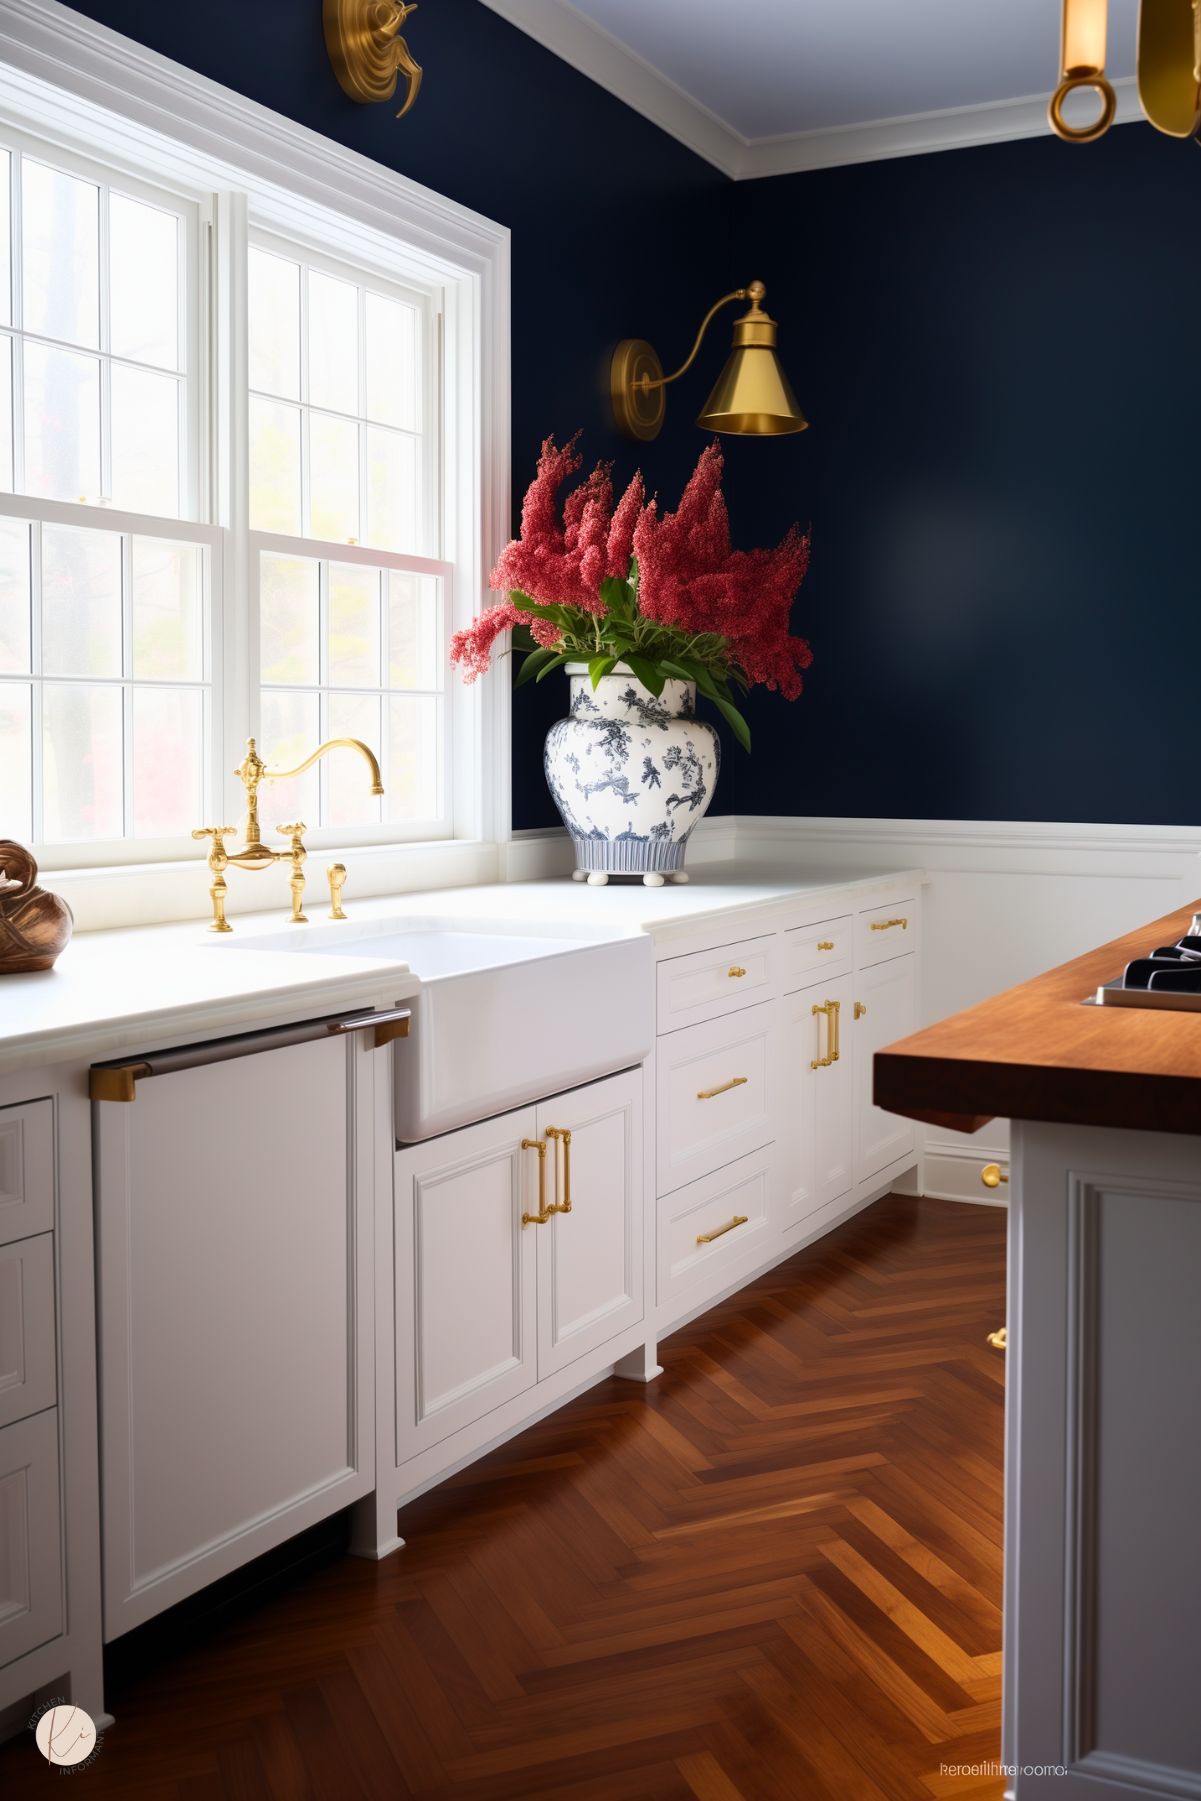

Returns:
327,1007,412,1048
545,1126,573,1214
869,916,909,932
987,1327,1008,1351
817,940,835,951
727,965,748,979
90,1062,152,1103
697,1214,749,1245
696,1075,748,1101
981,1163,1009,1189
521,1137,552,1224
810,999,841,1068
854,1001,867,1020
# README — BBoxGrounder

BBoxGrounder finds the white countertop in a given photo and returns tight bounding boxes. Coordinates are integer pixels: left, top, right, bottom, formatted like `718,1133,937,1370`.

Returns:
0,862,921,1075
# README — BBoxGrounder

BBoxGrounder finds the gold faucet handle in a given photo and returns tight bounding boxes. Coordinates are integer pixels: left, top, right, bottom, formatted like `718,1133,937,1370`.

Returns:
192,826,236,845
276,822,307,843
328,863,348,920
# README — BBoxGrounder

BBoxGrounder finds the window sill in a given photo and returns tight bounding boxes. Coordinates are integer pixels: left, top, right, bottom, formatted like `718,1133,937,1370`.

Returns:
52,838,503,935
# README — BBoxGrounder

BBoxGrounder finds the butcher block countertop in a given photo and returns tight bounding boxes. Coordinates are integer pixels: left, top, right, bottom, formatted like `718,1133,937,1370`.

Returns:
875,898,1201,1137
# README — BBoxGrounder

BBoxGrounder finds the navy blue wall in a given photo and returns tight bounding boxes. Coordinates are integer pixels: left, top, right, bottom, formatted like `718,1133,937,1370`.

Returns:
69,0,740,826
62,8,1201,828
729,123,1201,824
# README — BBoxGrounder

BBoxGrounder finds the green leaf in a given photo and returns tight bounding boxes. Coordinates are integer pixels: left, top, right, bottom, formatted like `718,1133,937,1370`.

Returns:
513,646,560,689
712,692,752,753
534,652,570,683
589,655,619,690
599,575,633,618
623,653,665,697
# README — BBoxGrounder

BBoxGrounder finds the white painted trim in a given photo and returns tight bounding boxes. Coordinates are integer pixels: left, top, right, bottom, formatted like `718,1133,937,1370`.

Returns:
476,0,744,179
741,79,1142,178
479,1,1142,179
0,0,511,875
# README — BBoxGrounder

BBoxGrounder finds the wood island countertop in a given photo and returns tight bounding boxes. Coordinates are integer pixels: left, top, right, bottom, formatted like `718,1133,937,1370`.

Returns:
875,897,1201,1137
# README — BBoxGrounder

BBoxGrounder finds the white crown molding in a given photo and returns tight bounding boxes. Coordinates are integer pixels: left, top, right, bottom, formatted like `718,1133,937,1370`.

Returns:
477,0,744,177
480,1,1141,179
742,78,1142,177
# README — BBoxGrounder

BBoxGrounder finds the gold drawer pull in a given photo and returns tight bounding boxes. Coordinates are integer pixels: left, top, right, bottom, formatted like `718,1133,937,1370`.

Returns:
545,1125,573,1215
727,965,747,978
981,1163,1009,1189
810,998,841,1068
854,1001,867,1020
521,1137,552,1225
869,916,909,932
987,1327,1008,1352
817,940,835,951
696,1075,748,1101
697,1214,749,1245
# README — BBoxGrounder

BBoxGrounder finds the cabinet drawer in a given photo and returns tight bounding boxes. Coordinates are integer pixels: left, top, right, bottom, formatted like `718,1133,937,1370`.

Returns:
657,1003,775,1196
781,916,851,991
0,1409,63,1669
0,1234,56,1431
0,1100,54,1248
658,1149,774,1312
857,900,917,967
657,933,774,1034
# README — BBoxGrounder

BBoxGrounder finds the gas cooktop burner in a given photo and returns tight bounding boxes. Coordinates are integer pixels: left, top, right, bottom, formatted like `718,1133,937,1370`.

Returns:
1091,913,1201,1010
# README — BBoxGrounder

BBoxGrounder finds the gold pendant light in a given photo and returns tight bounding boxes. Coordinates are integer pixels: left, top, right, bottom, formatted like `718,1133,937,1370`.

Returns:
1050,0,1201,142
610,281,807,441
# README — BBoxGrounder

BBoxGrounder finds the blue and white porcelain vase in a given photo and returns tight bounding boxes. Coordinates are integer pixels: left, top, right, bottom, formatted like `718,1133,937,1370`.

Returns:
545,664,720,886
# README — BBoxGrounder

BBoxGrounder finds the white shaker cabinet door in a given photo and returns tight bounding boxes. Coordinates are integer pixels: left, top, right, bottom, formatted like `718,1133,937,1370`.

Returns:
535,1069,643,1381
94,1027,374,1639
394,1107,540,1464
0,1409,63,1669
781,974,855,1238
854,957,918,1183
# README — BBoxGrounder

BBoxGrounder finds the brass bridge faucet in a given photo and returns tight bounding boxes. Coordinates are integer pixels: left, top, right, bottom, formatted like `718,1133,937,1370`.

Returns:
193,737,384,933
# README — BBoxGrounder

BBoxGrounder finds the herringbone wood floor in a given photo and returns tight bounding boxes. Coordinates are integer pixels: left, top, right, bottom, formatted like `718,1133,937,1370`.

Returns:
3,1194,1008,1800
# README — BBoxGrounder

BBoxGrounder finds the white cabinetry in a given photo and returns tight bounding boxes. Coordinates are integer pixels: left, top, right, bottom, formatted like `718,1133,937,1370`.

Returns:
782,973,854,1238
1006,1121,1201,1798
0,1409,63,1669
360,1068,644,1556
854,956,918,1182
93,1015,382,1639
652,882,920,1334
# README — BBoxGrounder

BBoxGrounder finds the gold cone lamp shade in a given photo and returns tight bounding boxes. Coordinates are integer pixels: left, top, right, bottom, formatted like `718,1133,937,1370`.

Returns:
696,294,808,436
611,279,807,441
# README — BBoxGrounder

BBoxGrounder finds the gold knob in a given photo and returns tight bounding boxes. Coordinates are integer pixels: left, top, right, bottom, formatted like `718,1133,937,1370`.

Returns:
727,965,747,978
981,1164,1009,1190
987,1327,1008,1351
854,1001,867,1020
817,940,834,951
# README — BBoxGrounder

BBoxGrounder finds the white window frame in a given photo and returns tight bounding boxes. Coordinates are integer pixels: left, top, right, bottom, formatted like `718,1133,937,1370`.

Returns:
0,0,510,925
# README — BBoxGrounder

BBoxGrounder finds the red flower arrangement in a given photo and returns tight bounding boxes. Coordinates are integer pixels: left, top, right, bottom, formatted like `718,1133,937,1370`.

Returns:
450,435,813,750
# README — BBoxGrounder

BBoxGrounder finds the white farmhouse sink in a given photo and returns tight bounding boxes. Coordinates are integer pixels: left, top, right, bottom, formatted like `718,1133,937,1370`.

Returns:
225,922,654,1141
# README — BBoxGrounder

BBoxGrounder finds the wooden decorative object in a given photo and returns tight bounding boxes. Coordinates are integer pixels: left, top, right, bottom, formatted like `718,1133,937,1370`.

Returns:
0,841,73,973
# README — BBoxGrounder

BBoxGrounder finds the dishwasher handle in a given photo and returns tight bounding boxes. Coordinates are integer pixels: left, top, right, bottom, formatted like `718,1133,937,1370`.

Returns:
90,1006,411,1102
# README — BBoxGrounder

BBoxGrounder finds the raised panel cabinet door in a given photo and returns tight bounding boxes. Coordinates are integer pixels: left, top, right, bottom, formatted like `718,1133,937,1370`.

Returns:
95,1029,373,1639
854,956,918,1183
0,1409,63,1668
535,1069,643,1381
394,1107,539,1465
0,1099,54,1247
0,1233,57,1430
781,974,854,1238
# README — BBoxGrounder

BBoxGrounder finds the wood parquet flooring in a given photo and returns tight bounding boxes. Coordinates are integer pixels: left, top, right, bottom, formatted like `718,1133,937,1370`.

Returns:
1,1194,1008,1801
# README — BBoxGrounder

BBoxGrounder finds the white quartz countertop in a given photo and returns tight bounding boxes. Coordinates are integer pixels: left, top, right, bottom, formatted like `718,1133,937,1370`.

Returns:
0,862,922,1074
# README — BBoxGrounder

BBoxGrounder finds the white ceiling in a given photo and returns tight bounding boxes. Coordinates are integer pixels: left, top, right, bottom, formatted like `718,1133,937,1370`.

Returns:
481,0,1142,177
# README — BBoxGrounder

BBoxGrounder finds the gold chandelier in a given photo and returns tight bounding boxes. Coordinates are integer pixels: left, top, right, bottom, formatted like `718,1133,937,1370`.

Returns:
1051,0,1201,142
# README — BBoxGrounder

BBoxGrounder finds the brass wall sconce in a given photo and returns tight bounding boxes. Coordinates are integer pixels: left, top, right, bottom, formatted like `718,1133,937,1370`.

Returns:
324,0,424,119
610,281,808,442
1051,0,1201,142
